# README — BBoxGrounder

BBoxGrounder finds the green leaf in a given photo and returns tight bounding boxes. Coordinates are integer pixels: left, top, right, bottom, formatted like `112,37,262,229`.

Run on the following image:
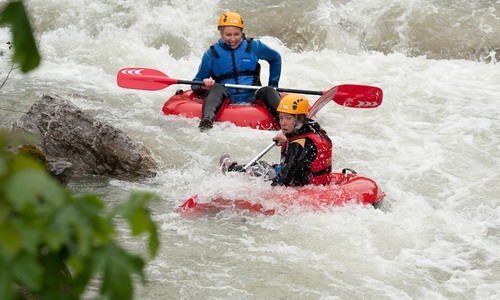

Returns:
0,222,21,258
95,243,145,300
112,192,159,257
17,223,40,256
12,253,42,291
73,195,113,253
4,167,67,212
0,267,15,300
113,192,158,218
0,155,7,177
47,198,111,257
0,1,41,72
0,204,9,223
148,223,159,258
1,132,157,299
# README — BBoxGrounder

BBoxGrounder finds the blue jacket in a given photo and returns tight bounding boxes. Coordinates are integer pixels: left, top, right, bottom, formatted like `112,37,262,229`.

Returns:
192,37,282,103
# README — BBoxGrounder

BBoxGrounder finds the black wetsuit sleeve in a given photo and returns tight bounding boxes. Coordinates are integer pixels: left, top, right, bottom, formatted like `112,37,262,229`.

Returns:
271,139,317,186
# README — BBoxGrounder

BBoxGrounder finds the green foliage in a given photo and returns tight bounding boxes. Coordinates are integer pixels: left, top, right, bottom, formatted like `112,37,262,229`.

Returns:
0,0,41,72
0,130,160,300
1,2,160,298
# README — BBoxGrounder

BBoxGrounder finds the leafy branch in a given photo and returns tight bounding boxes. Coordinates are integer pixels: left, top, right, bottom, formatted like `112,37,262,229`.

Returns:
0,131,160,300
0,61,20,90
0,1,162,299
0,0,40,73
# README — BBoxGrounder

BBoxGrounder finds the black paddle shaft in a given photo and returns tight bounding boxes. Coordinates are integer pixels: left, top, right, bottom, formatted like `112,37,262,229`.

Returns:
178,79,324,96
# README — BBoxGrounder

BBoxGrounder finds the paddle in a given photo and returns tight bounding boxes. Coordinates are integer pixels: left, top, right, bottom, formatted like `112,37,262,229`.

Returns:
241,83,383,168
243,142,277,171
117,67,383,106
118,67,384,168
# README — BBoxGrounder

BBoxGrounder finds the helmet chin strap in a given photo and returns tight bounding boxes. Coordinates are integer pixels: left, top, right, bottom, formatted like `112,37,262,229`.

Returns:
293,115,304,132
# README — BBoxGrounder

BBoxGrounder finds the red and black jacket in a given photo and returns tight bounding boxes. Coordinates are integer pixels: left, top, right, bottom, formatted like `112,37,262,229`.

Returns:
271,119,332,187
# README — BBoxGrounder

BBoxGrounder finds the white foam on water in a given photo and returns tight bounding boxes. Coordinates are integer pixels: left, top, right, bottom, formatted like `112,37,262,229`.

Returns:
1,0,499,299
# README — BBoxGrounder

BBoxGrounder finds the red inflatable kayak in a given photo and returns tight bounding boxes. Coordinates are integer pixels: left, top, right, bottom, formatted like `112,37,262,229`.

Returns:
162,90,280,130
117,68,384,131
177,170,385,218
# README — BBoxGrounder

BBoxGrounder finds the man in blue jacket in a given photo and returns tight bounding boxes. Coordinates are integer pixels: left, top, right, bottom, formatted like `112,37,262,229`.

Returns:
191,12,282,131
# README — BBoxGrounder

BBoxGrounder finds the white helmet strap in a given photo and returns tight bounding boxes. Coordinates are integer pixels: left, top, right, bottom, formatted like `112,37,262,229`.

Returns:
293,115,304,131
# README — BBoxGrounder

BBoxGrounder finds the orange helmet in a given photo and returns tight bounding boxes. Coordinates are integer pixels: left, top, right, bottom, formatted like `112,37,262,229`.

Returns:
218,12,244,29
277,94,309,115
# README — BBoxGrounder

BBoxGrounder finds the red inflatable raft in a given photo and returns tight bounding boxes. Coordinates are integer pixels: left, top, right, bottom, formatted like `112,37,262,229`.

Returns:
117,68,384,131
162,90,280,130
177,170,385,218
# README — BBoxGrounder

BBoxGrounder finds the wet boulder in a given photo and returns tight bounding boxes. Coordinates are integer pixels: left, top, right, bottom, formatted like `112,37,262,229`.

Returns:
16,144,73,185
12,95,157,179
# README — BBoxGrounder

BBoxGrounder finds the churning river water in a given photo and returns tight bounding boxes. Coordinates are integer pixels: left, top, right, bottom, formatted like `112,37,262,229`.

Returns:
1,0,499,299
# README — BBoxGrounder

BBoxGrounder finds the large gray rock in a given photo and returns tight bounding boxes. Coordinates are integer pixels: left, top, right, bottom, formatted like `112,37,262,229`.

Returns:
12,95,157,179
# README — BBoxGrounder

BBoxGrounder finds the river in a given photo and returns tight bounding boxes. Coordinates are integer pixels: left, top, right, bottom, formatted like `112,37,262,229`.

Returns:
0,0,499,299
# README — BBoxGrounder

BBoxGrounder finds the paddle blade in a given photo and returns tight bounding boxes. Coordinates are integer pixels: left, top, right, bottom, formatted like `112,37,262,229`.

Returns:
308,86,338,118
116,68,178,90
333,84,383,108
